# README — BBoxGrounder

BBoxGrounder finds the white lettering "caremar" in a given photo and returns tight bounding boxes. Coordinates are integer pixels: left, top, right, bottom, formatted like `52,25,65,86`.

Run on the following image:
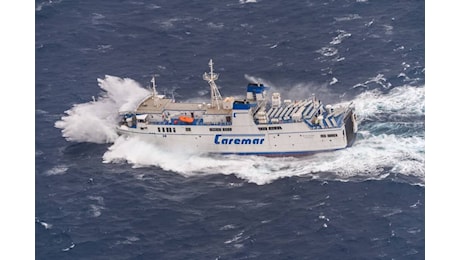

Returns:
214,135,265,145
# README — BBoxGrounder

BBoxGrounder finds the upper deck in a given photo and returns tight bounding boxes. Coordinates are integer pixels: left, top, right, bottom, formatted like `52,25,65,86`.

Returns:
136,96,232,116
124,59,352,130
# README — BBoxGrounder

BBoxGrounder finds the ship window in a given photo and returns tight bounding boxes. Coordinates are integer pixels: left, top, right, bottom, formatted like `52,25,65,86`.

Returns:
223,128,232,131
185,127,191,132
268,126,282,130
320,134,326,138
209,128,222,131
258,127,268,131
327,134,337,137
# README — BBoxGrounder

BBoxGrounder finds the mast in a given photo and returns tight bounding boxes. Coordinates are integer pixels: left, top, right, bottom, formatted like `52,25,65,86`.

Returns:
203,59,223,109
150,76,158,97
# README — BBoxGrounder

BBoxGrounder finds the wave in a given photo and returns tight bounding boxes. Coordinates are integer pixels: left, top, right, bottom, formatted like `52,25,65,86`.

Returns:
334,14,362,22
351,85,425,121
45,165,69,176
36,0,63,12
352,73,392,89
330,30,352,45
239,0,258,4
56,76,424,185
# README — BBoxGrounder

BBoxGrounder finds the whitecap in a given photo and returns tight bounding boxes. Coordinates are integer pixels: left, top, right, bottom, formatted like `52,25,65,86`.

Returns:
365,19,374,27
410,200,422,208
45,165,68,176
329,77,338,85
316,46,338,57
61,242,75,252
89,204,104,217
207,22,224,29
239,0,258,4
334,14,362,22
117,236,140,245
146,4,161,10
40,221,52,229
91,13,106,25
350,85,425,120
318,215,330,222
97,44,112,52
352,73,391,89
383,24,393,35
220,224,237,231
224,231,244,244
36,0,63,11
330,30,351,45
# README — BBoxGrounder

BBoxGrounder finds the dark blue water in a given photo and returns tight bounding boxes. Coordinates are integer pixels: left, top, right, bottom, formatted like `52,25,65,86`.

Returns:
36,0,425,259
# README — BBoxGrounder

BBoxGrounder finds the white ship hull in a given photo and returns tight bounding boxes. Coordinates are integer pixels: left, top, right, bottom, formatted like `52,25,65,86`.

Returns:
118,122,355,156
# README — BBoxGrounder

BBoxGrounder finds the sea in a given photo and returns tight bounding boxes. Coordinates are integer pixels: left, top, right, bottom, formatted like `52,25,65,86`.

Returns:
33,0,427,259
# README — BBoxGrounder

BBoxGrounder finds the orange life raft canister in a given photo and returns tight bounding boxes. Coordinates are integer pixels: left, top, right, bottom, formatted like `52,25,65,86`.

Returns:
178,116,194,124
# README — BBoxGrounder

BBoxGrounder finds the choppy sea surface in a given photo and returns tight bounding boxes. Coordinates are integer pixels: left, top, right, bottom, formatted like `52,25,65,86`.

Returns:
35,0,425,259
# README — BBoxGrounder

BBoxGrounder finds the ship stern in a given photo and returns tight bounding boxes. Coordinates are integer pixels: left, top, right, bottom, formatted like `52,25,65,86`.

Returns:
343,109,358,147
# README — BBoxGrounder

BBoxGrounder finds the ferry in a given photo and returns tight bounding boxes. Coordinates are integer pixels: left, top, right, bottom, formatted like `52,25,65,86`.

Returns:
117,60,358,156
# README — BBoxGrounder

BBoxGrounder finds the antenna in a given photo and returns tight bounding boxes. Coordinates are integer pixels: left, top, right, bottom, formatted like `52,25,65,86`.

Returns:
203,59,223,109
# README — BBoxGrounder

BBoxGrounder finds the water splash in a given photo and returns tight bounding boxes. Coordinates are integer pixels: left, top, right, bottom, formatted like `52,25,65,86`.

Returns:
55,75,150,143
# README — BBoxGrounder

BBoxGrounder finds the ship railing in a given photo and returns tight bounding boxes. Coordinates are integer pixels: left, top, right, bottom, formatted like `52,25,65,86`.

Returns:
147,120,232,126
118,110,137,115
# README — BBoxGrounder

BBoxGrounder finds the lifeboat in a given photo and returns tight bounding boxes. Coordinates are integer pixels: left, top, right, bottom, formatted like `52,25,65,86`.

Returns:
178,115,194,124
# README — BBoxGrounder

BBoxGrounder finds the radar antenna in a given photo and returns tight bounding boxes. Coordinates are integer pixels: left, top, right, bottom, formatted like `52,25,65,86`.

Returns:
203,59,223,109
